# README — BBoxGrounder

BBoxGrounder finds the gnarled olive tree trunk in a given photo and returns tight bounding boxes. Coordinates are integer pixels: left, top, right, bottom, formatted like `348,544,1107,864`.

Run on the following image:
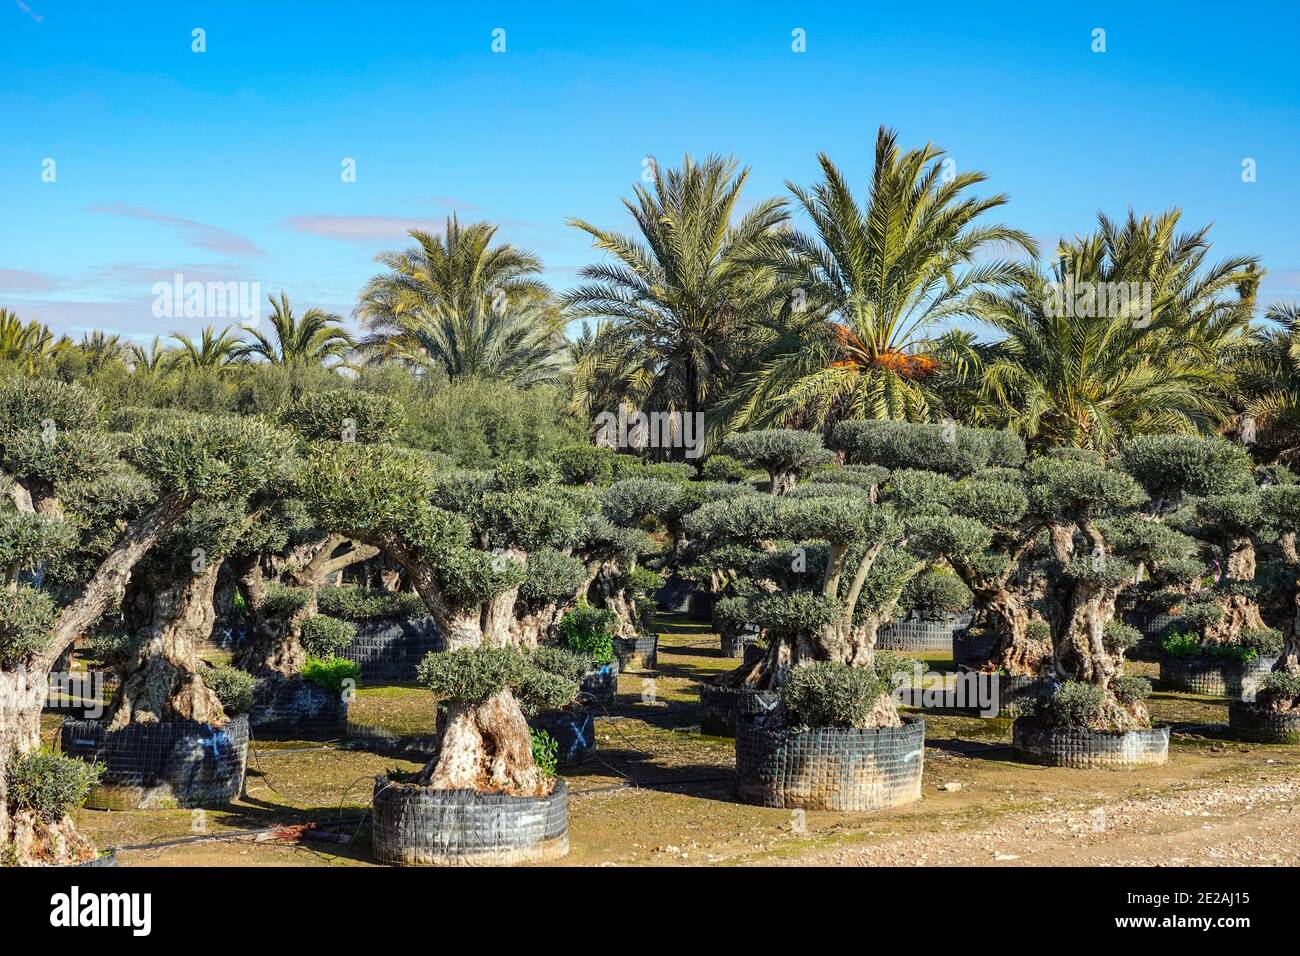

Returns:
344,534,547,795
106,562,226,729
1,491,190,864
233,535,379,676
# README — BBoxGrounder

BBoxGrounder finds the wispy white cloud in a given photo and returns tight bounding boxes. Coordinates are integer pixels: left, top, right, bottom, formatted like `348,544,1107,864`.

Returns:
0,268,62,292
14,1,42,24
89,203,264,258
283,214,439,242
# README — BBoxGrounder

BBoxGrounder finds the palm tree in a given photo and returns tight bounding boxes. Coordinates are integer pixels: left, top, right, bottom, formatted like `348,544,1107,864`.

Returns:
237,292,355,369
1234,301,1300,462
563,154,789,428
128,336,171,376
76,331,129,374
364,294,568,386
166,325,247,373
725,127,1036,430
968,209,1259,451
0,310,70,372
357,217,561,385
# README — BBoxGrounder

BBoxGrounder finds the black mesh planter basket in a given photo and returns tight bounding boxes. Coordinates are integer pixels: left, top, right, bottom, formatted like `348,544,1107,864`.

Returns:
60,715,249,809
371,775,568,866
529,705,596,767
655,576,696,613
735,715,926,812
1121,609,1180,662
877,611,974,654
994,674,1055,715
249,677,348,737
698,682,780,737
1159,655,1278,699
339,616,443,682
579,659,619,707
1227,702,1300,743
1011,719,1170,769
688,589,717,622
720,626,762,660
612,633,658,671
952,625,999,669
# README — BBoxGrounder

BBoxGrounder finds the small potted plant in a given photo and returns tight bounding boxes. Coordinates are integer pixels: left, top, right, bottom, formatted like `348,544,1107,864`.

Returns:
1228,671,1300,743
371,646,575,866
560,603,620,704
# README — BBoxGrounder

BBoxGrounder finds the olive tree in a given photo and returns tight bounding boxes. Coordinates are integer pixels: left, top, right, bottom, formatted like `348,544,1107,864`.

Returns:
301,446,591,794
0,380,289,862
684,469,967,699
1120,435,1268,645
830,420,1053,672
722,429,834,495
230,390,399,677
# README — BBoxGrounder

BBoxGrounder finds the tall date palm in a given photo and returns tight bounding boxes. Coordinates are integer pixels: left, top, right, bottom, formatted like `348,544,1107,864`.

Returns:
726,127,1035,430
969,210,1259,451
564,154,789,425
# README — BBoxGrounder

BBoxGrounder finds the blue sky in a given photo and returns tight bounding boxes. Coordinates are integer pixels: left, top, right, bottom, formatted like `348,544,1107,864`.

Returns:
2,1,1297,340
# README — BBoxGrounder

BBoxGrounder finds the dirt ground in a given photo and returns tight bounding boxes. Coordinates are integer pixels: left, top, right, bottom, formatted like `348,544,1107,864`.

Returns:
48,615,1300,867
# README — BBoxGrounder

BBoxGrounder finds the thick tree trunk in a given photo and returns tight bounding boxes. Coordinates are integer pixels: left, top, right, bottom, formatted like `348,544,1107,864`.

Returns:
424,689,544,795
234,538,379,676
589,561,641,637
318,528,546,793
106,563,226,729
1,490,191,864
0,668,46,853
770,468,796,496
37,492,191,672
981,586,1051,675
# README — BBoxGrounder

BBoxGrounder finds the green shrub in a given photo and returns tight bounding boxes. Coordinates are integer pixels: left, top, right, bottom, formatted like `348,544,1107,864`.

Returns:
281,388,405,444
532,645,595,683
1026,618,1051,643
1104,621,1142,654
897,569,973,616
1259,671,1300,707
417,645,576,713
873,651,914,689
781,661,891,729
713,595,754,631
1161,629,1202,658
1043,681,1104,727
301,656,361,694
86,629,136,672
316,585,426,622
300,614,358,657
1242,627,1284,658
753,592,842,640
531,728,558,779
1177,600,1224,635
0,585,56,668
6,748,102,822
697,454,749,483
262,582,311,618
1111,674,1153,705
559,603,616,664
518,549,587,608
202,665,256,716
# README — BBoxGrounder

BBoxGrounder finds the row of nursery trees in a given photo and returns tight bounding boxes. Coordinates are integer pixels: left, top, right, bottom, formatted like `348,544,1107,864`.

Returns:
0,378,665,864
6,368,1300,862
